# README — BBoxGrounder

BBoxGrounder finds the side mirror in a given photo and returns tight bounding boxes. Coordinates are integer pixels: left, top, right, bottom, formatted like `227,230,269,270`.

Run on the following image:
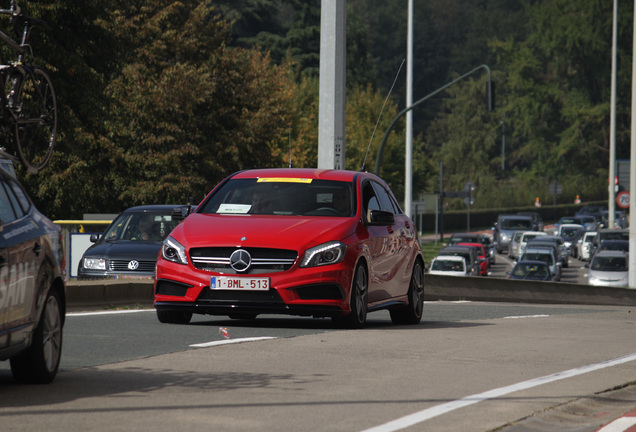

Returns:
172,205,193,221
90,233,101,243
368,209,395,226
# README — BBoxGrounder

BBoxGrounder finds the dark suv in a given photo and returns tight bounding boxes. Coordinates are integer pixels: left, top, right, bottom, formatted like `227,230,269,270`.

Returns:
0,165,66,383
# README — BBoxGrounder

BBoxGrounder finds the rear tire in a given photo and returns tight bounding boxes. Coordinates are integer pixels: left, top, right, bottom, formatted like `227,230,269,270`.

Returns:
13,66,57,174
10,289,63,383
390,260,424,325
156,309,192,324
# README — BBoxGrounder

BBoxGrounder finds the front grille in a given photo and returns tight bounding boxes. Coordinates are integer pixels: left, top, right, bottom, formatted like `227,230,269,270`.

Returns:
109,259,155,272
190,247,297,274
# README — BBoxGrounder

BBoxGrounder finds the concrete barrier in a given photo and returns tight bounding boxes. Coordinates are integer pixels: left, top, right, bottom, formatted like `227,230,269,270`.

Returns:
67,276,636,310
424,275,636,306
67,279,154,309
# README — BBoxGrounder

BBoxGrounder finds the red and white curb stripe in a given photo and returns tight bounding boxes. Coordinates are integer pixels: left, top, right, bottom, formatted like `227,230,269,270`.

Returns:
596,409,636,432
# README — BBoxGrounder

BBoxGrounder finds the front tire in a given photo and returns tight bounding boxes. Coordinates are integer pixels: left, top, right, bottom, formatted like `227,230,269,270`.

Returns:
390,260,424,325
333,263,368,329
10,289,63,384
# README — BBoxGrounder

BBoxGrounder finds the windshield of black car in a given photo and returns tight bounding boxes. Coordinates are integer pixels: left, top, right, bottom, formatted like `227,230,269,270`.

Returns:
501,218,532,230
591,256,627,271
198,178,355,217
101,212,179,241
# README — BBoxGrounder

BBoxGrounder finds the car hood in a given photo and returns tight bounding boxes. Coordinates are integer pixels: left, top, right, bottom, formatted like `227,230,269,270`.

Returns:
174,213,359,250
588,270,628,281
83,240,163,260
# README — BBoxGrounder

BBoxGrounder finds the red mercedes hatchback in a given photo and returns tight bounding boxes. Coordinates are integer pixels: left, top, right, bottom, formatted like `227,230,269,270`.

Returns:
154,168,424,328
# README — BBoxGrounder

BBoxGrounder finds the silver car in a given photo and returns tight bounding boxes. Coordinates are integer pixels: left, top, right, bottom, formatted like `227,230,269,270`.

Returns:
587,251,628,288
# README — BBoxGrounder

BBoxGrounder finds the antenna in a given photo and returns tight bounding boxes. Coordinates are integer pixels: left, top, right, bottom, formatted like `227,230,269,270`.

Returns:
360,59,405,172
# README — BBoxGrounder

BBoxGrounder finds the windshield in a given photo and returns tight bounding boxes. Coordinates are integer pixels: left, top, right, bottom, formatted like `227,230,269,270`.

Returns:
102,212,179,242
513,263,549,278
591,256,628,272
522,252,554,266
432,259,465,272
199,178,354,217
501,218,532,230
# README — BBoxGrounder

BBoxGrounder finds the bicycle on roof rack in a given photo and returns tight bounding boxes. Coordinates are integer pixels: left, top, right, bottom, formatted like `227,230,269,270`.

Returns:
0,0,56,174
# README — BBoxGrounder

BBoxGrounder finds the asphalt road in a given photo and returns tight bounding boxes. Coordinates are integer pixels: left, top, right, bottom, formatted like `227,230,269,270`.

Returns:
1,301,635,432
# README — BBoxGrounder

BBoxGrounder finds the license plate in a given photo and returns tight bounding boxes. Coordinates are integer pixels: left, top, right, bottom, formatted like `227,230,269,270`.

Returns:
210,276,270,291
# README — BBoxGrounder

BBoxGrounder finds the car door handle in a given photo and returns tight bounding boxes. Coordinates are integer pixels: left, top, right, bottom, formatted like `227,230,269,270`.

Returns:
33,243,42,256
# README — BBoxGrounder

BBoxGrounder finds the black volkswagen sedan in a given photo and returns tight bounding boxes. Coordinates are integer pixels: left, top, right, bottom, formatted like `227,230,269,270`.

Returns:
78,205,190,278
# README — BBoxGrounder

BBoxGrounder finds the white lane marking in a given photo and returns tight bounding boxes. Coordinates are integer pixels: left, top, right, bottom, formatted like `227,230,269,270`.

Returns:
68,309,155,317
504,314,550,319
190,337,277,348
361,352,636,432
597,417,636,432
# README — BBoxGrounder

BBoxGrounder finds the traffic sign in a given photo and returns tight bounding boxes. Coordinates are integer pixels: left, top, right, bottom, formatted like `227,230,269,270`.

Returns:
617,191,630,209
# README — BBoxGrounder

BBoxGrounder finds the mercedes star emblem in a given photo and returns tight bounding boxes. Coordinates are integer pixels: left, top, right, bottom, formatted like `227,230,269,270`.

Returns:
230,249,251,272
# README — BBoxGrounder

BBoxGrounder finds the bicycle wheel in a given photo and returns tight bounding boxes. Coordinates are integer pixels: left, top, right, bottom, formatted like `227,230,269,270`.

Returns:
13,66,57,174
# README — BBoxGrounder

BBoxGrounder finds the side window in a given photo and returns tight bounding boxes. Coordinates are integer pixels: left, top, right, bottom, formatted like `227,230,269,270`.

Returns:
6,178,28,218
363,183,380,213
370,182,397,214
0,179,18,225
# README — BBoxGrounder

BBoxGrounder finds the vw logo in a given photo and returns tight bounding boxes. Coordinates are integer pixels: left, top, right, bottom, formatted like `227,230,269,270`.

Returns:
230,249,251,272
128,260,140,270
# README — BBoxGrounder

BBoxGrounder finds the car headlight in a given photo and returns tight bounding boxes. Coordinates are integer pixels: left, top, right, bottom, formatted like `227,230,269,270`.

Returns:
301,241,347,268
161,236,188,265
83,257,106,270
500,233,509,242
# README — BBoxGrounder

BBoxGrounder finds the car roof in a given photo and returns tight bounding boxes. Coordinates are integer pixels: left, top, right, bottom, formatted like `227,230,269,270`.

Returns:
499,214,533,220
593,250,628,258
122,204,189,213
230,168,364,183
524,247,554,254
515,260,548,267
433,255,465,262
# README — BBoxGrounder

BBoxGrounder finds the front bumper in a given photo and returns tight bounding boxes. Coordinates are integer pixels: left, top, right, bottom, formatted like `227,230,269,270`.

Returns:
154,260,355,318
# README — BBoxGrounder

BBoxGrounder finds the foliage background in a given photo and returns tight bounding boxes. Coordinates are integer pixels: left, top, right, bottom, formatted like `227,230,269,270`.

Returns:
6,0,630,219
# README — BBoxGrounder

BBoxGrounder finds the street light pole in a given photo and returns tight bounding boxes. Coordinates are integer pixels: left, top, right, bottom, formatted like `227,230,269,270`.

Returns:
405,0,414,219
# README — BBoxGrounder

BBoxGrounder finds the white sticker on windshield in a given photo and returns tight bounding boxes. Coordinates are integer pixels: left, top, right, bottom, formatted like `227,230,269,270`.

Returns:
217,203,251,214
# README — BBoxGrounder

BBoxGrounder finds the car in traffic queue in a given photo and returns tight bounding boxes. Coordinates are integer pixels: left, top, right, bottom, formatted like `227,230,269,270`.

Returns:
589,228,629,260
428,255,468,276
0,165,66,383
555,215,598,232
557,223,584,254
594,239,629,255
508,231,524,261
509,260,554,281
578,231,597,261
493,214,535,254
457,242,488,276
586,250,629,288
153,168,425,328
517,211,544,231
516,231,549,261
78,204,191,278
527,236,569,268
448,232,495,265
520,246,562,281
479,234,496,265
437,245,481,276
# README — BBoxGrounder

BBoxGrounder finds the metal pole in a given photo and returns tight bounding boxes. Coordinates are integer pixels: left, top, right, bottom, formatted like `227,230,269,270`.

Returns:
609,0,618,228
629,0,636,288
405,0,414,218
